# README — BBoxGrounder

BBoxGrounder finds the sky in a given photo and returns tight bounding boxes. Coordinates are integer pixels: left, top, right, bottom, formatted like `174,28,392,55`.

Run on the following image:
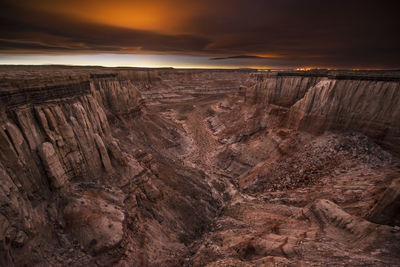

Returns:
0,0,399,69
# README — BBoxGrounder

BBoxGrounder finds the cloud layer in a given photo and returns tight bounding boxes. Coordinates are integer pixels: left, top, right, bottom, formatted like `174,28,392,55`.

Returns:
1,0,399,68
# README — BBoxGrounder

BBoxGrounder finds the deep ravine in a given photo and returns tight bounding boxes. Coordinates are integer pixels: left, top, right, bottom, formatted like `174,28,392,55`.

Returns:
1,66,400,266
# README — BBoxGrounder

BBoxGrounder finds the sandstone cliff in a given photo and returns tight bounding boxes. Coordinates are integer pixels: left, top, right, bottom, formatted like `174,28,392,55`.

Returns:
208,72,400,184
0,69,223,266
0,79,129,265
236,71,400,154
245,73,324,107
284,78,400,153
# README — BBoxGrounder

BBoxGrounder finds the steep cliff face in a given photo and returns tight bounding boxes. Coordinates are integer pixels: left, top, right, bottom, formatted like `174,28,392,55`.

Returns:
232,72,400,154
90,78,144,116
0,88,127,265
0,71,221,266
207,73,400,184
284,79,400,153
245,73,324,107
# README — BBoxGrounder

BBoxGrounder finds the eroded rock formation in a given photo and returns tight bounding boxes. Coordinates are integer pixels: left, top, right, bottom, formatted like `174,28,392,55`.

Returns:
0,66,399,266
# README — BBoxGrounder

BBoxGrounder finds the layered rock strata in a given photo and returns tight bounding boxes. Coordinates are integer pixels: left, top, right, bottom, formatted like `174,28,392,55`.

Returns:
0,69,230,266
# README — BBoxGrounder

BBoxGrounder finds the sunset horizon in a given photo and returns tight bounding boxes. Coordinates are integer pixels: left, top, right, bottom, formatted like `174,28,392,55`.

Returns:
1,0,399,69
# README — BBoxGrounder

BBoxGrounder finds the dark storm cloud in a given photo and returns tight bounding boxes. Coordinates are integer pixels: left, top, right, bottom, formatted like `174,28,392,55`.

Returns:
0,1,211,54
1,0,399,68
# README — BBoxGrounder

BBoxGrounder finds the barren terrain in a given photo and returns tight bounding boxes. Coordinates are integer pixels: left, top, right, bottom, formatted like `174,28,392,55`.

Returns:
1,66,399,266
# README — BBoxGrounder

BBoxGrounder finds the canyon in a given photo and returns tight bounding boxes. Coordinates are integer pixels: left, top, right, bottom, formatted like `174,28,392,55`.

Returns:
0,65,399,266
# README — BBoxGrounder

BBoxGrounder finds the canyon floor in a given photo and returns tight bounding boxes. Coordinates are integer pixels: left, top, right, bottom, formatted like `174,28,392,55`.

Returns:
0,66,400,266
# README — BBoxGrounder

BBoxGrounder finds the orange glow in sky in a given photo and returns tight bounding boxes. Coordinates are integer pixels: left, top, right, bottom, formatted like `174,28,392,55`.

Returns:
1,0,399,69
26,0,202,34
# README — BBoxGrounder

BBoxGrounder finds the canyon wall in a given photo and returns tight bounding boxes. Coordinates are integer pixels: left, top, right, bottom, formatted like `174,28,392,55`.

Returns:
141,70,252,104
245,73,325,107
0,77,130,265
284,79,400,153
245,72,400,154
90,77,144,116
206,70,400,192
0,70,225,266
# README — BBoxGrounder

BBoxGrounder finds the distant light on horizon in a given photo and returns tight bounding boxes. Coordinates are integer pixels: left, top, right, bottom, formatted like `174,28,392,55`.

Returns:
1,0,399,69
0,54,278,69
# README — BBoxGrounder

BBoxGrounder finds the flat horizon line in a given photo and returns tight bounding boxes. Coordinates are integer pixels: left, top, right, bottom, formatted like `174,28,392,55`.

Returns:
1,63,400,72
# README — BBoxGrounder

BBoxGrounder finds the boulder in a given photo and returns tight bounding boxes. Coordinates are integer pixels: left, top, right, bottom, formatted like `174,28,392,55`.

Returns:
63,191,124,253
368,178,400,226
